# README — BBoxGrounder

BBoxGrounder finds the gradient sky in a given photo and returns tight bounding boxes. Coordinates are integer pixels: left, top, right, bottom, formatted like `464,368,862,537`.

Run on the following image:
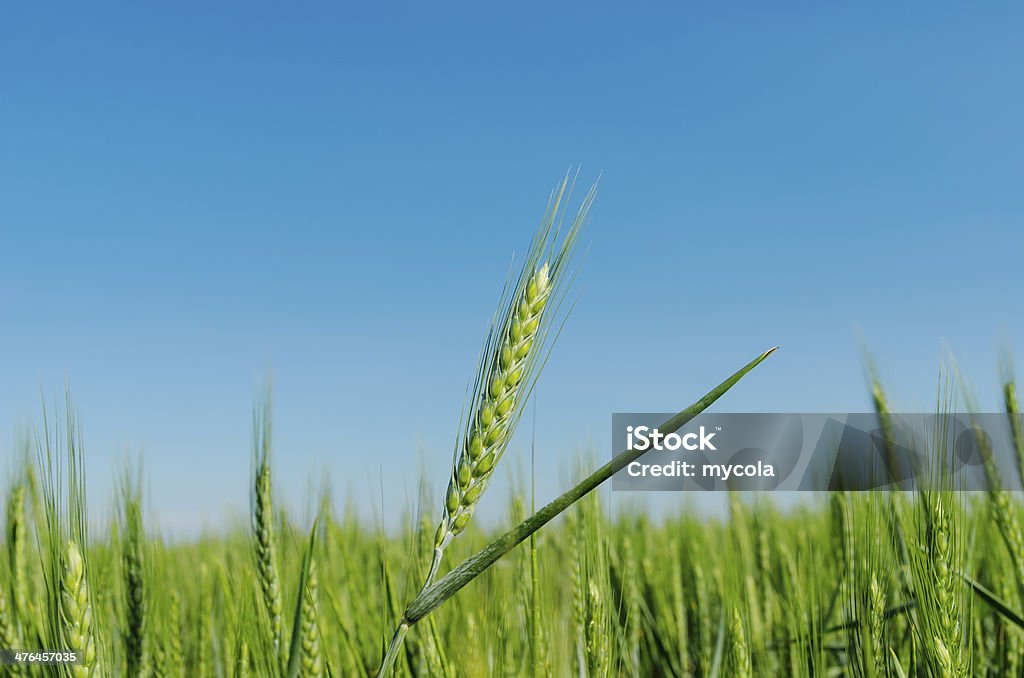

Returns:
3,4,1022,534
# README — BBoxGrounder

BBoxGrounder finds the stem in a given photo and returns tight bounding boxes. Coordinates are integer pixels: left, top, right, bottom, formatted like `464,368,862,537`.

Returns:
374,548,443,677
377,622,408,678
424,548,443,591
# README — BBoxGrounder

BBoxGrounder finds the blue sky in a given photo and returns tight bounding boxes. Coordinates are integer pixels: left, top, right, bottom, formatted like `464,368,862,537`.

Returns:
2,4,1022,534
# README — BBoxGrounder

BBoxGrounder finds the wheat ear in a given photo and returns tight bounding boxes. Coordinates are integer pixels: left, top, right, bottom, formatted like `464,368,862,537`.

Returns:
433,262,550,546
0,586,23,678
376,177,592,678
60,540,96,677
286,519,323,678
121,471,147,677
6,482,28,629
299,553,323,677
164,591,184,678
1000,359,1024,488
252,398,282,662
729,608,751,678
427,177,592,584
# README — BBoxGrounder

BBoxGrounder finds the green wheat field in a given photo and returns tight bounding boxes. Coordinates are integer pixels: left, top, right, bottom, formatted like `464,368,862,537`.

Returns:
3,182,1023,677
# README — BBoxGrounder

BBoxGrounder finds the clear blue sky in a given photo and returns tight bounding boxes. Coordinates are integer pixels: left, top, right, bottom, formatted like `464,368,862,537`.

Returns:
2,4,1022,534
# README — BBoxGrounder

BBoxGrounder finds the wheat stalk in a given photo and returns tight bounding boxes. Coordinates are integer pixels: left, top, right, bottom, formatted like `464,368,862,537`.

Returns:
235,638,250,678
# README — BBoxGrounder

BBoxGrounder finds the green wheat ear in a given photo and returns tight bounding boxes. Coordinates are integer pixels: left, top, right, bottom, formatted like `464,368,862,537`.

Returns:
0,586,23,678
1002,366,1024,488
6,482,28,626
435,262,551,544
428,175,593,583
60,540,96,677
252,395,282,665
121,469,147,678
286,518,323,678
729,607,751,678
298,542,323,678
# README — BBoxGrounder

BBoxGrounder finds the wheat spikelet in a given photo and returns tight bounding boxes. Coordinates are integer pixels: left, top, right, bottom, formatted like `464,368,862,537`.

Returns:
0,586,24,677
585,580,609,676
933,636,953,677
916,493,967,677
930,499,956,640
581,493,610,677
729,608,751,678
1,483,26,678
252,401,282,660
60,540,96,677
254,464,280,644
6,483,28,627
1002,370,1024,487
151,633,167,678
868,574,886,671
165,591,184,678
299,554,323,678
121,477,146,677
